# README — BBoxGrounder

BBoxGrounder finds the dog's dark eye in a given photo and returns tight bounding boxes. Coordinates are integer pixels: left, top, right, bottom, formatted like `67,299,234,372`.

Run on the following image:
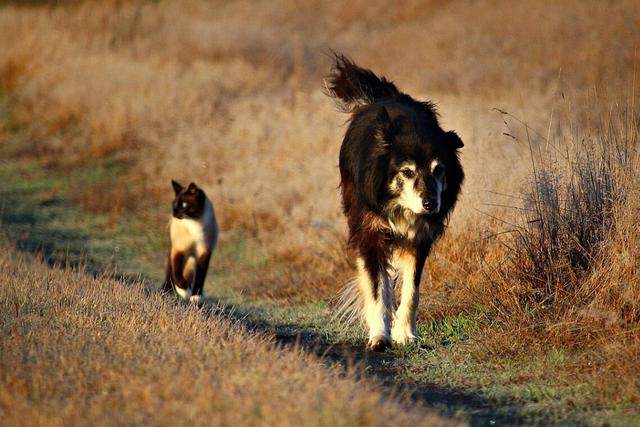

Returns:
401,169,415,179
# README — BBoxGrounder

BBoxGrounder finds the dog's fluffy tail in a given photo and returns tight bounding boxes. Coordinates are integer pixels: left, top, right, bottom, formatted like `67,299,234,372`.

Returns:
333,277,364,327
325,53,400,113
333,271,400,329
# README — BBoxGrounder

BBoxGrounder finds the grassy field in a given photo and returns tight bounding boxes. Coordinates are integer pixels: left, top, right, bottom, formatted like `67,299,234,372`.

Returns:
1,0,640,425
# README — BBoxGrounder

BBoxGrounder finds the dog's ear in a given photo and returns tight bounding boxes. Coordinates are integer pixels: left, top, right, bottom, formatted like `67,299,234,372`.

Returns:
361,156,387,211
446,130,464,149
171,179,183,195
358,110,392,211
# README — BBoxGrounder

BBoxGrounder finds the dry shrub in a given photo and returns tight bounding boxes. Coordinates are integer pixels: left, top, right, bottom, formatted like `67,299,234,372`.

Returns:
497,110,637,311
511,108,637,307
457,106,640,402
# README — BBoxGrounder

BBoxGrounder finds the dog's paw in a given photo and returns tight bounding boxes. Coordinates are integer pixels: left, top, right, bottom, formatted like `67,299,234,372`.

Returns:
391,325,419,346
189,294,203,304
368,335,392,352
174,286,192,300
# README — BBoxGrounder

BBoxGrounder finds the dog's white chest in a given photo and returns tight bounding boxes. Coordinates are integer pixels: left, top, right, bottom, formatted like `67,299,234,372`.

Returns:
388,212,418,240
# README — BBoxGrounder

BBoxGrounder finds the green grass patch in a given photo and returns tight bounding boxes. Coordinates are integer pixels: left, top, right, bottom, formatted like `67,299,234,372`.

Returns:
419,310,486,348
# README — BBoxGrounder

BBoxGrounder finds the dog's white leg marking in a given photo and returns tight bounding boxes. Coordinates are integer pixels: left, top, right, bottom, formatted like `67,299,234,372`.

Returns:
175,285,192,300
391,250,419,345
357,257,391,350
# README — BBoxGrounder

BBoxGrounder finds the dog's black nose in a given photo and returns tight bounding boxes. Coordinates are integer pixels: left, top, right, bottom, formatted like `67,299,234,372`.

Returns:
423,199,438,212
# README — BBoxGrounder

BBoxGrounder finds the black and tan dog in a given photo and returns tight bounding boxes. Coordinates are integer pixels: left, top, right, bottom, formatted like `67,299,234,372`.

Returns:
162,180,218,303
326,54,464,351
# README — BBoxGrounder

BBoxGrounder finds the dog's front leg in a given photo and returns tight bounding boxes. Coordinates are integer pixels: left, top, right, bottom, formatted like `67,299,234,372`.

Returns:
391,249,419,344
357,256,392,351
391,246,428,345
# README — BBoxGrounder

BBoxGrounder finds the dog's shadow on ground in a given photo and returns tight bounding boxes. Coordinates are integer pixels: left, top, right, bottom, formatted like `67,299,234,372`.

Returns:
200,296,528,427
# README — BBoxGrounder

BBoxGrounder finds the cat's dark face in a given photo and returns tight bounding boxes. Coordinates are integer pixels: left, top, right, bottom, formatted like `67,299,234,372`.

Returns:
171,180,206,219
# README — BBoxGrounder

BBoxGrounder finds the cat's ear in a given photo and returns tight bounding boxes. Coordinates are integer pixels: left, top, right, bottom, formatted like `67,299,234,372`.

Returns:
187,182,198,194
171,179,183,195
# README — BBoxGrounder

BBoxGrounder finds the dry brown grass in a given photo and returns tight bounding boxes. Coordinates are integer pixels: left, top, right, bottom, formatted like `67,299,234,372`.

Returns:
0,246,456,426
2,0,638,239
1,0,640,411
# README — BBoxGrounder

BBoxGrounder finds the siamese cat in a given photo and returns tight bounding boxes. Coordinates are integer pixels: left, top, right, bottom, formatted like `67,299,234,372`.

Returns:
162,180,218,303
